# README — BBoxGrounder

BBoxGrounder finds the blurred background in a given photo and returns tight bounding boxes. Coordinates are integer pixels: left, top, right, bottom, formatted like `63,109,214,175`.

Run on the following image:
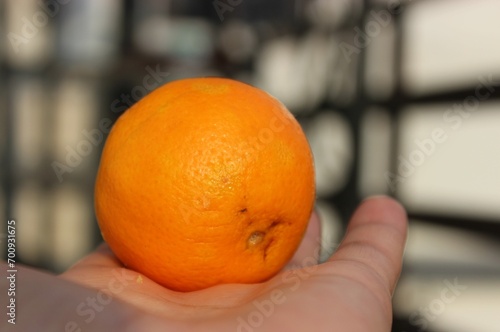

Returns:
1,0,499,331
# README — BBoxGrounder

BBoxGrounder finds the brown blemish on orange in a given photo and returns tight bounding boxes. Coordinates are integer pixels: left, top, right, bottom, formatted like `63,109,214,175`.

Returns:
268,220,280,229
263,238,275,260
248,231,265,247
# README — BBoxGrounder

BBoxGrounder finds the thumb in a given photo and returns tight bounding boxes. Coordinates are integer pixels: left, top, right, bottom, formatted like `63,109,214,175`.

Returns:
330,196,408,295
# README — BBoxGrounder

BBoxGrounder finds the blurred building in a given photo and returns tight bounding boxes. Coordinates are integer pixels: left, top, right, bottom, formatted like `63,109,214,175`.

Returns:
1,1,499,331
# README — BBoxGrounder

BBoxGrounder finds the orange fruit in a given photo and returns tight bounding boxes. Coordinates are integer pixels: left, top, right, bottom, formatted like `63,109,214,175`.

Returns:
95,77,315,292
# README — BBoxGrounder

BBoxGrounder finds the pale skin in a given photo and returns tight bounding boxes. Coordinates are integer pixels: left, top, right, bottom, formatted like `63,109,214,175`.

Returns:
0,196,407,332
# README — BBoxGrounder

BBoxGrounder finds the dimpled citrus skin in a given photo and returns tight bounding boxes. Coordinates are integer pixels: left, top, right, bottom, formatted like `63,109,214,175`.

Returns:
94,77,315,292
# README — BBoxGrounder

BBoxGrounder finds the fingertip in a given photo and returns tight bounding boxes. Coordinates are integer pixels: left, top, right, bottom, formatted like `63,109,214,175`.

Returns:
355,195,408,237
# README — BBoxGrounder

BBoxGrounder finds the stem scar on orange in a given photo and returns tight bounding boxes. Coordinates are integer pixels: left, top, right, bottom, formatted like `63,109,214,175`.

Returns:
95,77,315,292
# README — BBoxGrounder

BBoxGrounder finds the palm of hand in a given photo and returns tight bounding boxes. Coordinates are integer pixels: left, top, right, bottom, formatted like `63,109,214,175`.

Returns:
59,197,406,332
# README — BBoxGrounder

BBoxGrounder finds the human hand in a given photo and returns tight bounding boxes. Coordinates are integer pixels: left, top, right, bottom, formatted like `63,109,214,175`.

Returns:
1,196,407,332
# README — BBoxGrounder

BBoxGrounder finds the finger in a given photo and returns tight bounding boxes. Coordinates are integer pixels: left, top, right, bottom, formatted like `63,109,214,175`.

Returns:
60,243,125,286
329,196,408,295
64,243,122,272
286,210,321,269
